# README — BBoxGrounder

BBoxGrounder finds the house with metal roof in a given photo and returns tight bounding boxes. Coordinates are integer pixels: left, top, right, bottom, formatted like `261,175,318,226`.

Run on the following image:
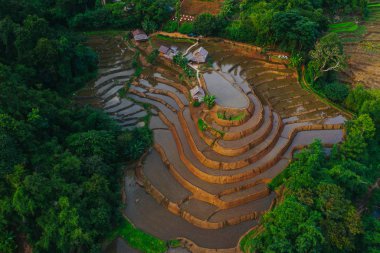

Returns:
159,45,179,60
132,29,148,42
187,47,208,63
190,86,205,102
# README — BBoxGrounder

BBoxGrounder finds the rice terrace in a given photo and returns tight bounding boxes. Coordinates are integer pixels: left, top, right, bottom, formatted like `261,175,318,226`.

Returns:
334,0,380,88
1,1,379,253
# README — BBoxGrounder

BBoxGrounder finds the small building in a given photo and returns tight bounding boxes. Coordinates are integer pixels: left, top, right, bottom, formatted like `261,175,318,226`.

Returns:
132,29,148,42
187,47,208,63
159,45,170,55
190,86,205,102
158,45,179,60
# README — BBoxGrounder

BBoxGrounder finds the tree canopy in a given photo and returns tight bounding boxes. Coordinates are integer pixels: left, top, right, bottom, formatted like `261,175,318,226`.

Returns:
0,1,152,252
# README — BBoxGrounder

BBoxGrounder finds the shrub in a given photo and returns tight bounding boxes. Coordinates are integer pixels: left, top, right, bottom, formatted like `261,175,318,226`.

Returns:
147,49,159,64
289,53,304,68
345,85,373,112
121,127,153,160
163,20,178,32
192,100,201,107
173,54,195,78
204,94,216,109
193,13,219,36
179,22,194,34
323,82,349,103
142,18,158,34
197,119,208,132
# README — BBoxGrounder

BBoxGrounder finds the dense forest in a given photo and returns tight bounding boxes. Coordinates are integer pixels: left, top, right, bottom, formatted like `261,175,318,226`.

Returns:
0,1,153,252
248,110,380,252
0,0,379,253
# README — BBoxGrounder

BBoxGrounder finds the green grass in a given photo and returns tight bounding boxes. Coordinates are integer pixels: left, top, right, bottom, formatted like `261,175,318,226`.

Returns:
217,112,245,121
329,22,355,29
109,220,174,253
198,118,209,132
240,229,256,253
155,34,196,44
329,22,359,33
368,3,380,8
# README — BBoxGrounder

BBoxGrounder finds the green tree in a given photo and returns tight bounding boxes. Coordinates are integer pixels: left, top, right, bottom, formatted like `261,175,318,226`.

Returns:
309,33,347,82
316,184,362,252
323,82,349,103
179,22,194,34
193,13,219,36
0,17,19,59
66,130,117,161
341,114,375,161
272,11,319,52
345,85,373,112
15,15,50,59
252,197,324,253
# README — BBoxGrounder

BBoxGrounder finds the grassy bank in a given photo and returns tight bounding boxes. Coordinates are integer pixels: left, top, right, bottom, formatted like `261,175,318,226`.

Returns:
298,68,354,118
156,34,196,44
329,22,359,33
109,219,180,253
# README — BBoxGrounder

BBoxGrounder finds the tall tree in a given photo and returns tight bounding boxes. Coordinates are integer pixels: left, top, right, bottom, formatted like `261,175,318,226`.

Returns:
309,33,347,82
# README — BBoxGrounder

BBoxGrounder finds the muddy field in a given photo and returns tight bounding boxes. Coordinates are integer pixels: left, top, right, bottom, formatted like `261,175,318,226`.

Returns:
181,0,223,16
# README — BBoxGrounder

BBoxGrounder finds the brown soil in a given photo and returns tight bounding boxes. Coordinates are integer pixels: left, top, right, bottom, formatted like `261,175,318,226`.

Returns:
181,0,223,16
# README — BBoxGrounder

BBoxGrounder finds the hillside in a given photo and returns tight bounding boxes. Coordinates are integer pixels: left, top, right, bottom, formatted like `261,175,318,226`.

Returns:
335,0,380,88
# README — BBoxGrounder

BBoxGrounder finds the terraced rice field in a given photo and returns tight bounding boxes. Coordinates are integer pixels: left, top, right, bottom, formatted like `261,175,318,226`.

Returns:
81,35,347,250
337,0,380,88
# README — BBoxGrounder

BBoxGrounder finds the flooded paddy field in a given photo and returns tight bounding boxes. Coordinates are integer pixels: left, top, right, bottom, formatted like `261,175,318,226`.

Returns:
81,34,348,251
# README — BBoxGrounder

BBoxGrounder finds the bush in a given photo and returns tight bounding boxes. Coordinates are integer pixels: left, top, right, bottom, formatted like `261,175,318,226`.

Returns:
121,127,153,160
179,22,194,34
142,18,158,34
163,20,178,32
289,53,304,68
193,13,219,36
345,85,373,112
197,119,208,132
173,54,195,78
192,100,201,107
204,94,216,109
323,82,349,103
148,49,159,64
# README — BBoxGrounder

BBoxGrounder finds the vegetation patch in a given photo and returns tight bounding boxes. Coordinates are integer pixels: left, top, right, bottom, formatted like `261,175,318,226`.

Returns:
217,111,245,121
239,229,257,253
109,220,172,253
329,22,359,33
155,34,196,44
173,54,196,78
197,118,209,132
203,94,216,109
